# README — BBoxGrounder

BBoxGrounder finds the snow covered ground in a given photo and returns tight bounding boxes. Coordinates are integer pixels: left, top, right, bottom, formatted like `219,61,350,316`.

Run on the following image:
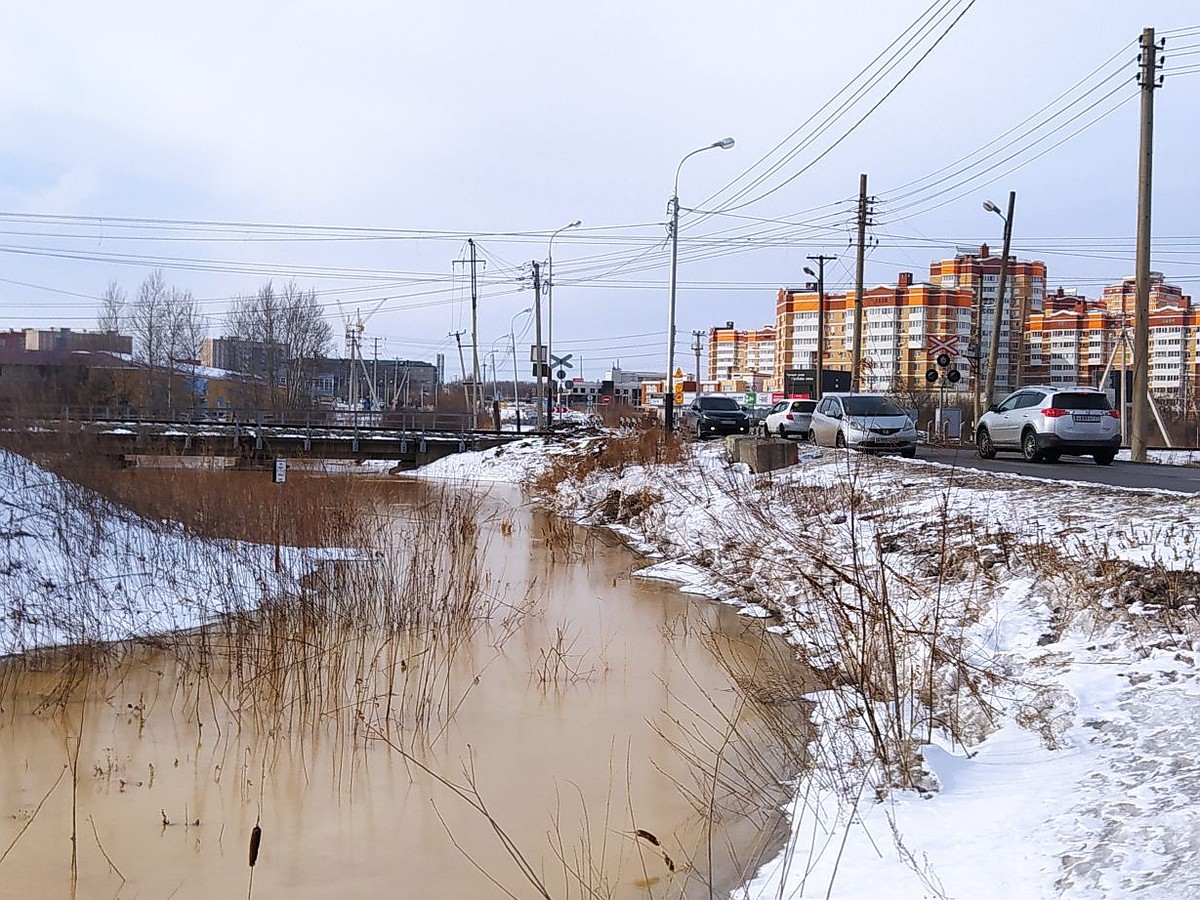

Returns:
0,449,340,654
419,436,1200,899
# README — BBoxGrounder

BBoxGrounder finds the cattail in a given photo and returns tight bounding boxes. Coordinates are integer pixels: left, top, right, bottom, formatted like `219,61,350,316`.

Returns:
249,825,262,867
633,828,661,847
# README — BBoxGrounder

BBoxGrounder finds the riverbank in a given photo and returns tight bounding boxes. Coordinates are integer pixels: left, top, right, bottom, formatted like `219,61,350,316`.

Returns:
416,433,1200,899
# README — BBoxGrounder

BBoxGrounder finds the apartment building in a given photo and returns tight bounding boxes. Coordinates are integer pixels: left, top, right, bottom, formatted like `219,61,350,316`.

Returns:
929,244,1047,398
707,321,776,388
775,273,973,393
22,327,132,354
1025,275,1199,400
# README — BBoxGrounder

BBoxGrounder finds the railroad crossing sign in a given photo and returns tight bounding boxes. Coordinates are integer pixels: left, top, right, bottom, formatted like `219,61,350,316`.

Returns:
550,353,573,370
927,335,959,357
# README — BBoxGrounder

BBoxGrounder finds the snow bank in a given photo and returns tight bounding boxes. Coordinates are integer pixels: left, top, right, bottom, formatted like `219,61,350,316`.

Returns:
0,449,338,654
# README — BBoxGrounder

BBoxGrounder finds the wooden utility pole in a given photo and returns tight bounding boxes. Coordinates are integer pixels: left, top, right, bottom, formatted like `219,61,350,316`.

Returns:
806,254,836,400
1132,26,1161,462
851,174,869,392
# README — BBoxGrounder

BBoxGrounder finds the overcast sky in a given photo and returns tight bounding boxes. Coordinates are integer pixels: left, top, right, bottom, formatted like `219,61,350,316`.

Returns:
2,1,1198,378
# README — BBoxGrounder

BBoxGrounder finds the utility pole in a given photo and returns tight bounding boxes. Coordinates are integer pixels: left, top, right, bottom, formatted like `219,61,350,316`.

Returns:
805,254,836,400
468,239,482,414
983,192,1016,406
850,174,870,393
691,330,705,394
371,336,381,409
450,330,470,409
532,261,545,429
1132,26,1162,463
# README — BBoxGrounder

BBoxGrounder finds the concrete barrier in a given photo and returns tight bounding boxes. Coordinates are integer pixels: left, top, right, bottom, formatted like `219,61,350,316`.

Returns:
725,435,799,473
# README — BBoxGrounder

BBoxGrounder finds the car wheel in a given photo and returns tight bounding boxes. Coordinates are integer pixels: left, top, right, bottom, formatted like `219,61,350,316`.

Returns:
1094,451,1115,466
778,424,789,440
900,447,916,459
975,427,997,460
1020,429,1044,463
835,431,847,449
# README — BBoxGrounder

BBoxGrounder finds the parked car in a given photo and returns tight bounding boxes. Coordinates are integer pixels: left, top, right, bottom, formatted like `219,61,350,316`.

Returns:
678,394,751,439
809,393,918,457
975,385,1120,465
763,398,817,439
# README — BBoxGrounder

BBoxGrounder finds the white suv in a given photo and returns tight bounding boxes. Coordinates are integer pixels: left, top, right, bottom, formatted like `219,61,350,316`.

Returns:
975,386,1120,465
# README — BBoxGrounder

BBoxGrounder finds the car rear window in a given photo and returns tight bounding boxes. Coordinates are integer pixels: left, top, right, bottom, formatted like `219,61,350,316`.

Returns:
698,396,739,410
793,400,817,412
843,396,904,417
1051,392,1111,411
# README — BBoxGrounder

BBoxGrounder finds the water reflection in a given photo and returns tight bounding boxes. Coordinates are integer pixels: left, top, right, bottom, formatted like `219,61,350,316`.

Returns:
0,478,808,899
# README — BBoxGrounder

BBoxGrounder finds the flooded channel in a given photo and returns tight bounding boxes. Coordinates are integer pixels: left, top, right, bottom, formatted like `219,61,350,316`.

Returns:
0,477,808,898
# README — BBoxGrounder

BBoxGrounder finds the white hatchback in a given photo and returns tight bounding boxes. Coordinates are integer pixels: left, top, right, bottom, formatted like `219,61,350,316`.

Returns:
763,398,816,439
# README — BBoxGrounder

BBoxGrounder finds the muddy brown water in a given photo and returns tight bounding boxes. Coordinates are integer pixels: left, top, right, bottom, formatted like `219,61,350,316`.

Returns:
0,478,808,898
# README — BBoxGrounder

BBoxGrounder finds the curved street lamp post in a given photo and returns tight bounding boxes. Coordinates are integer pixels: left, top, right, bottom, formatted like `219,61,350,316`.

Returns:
665,137,735,432
982,192,1016,408
546,219,581,429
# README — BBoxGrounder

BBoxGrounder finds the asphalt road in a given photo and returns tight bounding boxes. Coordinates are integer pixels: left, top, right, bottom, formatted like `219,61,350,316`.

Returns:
919,445,1200,494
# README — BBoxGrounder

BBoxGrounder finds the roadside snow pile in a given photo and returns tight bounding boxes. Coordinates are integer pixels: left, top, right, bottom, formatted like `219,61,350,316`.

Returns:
531,438,1200,899
0,449,335,654
411,435,573,483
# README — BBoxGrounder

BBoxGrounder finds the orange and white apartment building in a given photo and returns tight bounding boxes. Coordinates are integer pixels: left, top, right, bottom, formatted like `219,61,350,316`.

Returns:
1024,274,1199,399
706,321,776,391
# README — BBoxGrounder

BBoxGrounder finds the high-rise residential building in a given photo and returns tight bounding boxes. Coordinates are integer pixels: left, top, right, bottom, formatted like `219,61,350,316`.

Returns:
775,273,973,393
929,244,1047,400
1026,275,1198,401
707,321,776,388
22,327,132,354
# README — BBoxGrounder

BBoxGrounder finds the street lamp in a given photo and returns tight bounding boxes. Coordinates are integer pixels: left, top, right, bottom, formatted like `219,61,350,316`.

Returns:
509,307,533,431
803,256,833,401
546,219,581,429
981,193,1016,408
665,137,735,432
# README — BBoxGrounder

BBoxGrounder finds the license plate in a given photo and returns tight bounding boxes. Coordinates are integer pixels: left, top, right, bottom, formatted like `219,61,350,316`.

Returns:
1074,414,1100,423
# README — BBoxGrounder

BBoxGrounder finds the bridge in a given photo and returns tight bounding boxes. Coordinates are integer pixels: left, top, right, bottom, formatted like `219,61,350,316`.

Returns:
3,407,528,469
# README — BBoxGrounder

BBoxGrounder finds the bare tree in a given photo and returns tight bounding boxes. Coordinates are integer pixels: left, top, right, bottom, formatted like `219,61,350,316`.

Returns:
97,281,126,334
226,280,331,409
280,281,332,407
127,271,203,408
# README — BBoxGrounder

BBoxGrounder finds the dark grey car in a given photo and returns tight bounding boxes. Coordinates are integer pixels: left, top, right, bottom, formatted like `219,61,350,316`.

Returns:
679,395,751,439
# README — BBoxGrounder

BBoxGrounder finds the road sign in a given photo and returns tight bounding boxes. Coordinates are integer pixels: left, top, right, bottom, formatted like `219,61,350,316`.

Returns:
744,390,757,407
927,335,959,357
673,382,684,403
273,458,287,484
550,353,573,369
674,367,684,380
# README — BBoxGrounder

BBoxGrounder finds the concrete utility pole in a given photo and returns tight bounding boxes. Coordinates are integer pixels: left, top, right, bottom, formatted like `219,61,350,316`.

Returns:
851,174,869,393
691,330,705,393
468,239,482,413
532,260,545,429
450,330,470,409
1132,26,1161,462
983,192,1016,407
805,254,836,400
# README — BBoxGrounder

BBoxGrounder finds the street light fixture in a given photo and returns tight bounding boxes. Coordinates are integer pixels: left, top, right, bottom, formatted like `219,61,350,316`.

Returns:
546,219,581,429
981,192,1016,408
509,307,533,431
665,137,735,432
